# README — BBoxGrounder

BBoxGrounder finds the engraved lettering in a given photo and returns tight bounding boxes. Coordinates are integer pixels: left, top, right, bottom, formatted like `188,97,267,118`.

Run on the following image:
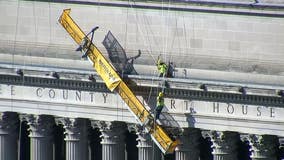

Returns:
184,100,188,110
36,88,43,97
63,90,68,99
171,99,176,109
102,93,108,103
227,103,234,114
213,102,219,113
189,101,195,112
89,92,94,102
99,60,116,81
76,91,81,101
270,107,275,118
257,106,261,116
11,85,15,96
242,105,248,115
49,89,55,98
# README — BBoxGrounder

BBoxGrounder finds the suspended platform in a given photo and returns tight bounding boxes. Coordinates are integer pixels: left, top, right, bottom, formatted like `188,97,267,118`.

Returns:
58,9,178,154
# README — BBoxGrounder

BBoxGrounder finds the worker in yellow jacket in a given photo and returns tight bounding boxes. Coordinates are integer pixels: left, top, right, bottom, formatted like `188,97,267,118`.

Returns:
157,57,167,77
155,92,165,120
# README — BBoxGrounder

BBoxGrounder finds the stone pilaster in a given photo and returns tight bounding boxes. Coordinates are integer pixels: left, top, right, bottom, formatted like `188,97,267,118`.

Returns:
134,124,161,160
205,131,239,160
96,121,127,160
58,118,88,160
25,114,54,160
175,128,201,160
247,134,278,160
0,112,18,160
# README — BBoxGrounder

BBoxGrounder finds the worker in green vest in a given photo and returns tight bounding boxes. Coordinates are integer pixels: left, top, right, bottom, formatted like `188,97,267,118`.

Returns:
155,91,165,120
157,57,167,77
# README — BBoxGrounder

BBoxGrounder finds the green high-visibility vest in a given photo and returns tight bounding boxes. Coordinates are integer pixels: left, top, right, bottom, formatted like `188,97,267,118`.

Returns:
158,63,167,74
157,96,164,107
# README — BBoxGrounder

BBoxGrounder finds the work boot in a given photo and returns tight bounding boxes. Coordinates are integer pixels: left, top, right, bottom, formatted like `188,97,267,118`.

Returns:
156,119,162,125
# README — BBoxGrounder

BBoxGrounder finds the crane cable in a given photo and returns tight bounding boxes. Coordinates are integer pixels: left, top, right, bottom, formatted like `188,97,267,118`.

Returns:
126,0,180,157
127,0,157,64
126,0,162,158
13,1,20,158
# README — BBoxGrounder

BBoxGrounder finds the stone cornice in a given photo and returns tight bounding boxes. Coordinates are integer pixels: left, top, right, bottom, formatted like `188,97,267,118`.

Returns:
31,0,284,17
0,73,283,107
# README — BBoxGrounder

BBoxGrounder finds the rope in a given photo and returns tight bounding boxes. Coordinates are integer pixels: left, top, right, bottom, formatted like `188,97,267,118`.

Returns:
127,0,157,64
162,0,171,63
125,1,172,158
125,2,157,156
183,12,189,62
17,120,22,160
13,0,20,68
168,10,178,64
124,5,129,54
45,0,52,67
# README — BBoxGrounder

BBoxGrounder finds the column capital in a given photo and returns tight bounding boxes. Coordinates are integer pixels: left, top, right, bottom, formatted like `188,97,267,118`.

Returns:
175,128,201,152
97,121,127,160
175,128,201,160
0,112,18,134
23,115,54,160
56,117,86,141
246,134,278,159
96,121,126,131
57,118,89,160
134,124,152,148
22,114,54,138
204,130,239,159
95,121,126,141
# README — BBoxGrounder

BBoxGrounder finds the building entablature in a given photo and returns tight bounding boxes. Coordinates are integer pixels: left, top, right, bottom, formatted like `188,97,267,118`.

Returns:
0,67,283,137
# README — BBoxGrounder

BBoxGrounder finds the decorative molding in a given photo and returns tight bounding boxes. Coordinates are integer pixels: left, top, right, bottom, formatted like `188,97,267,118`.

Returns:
0,74,108,93
56,118,88,141
44,0,284,17
0,112,18,134
0,74,283,107
247,134,279,159
205,131,239,160
96,121,127,143
23,114,54,138
96,121,127,160
175,128,201,160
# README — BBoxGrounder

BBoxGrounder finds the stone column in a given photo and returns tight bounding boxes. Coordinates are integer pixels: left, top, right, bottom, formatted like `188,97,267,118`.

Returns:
247,134,279,160
96,121,126,160
58,118,88,160
0,112,18,160
175,128,201,160
279,137,284,160
134,124,161,160
206,131,239,160
25,114,54,160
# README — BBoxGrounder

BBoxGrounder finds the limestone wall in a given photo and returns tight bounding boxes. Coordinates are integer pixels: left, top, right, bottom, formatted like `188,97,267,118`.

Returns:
0,0,283,75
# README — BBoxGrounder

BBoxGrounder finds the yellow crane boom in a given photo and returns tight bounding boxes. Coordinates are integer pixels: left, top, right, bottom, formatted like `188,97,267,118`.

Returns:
58,9,178,154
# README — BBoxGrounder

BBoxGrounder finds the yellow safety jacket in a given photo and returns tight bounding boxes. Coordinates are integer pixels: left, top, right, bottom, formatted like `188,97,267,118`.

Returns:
157,96,164,109
158,63,167,74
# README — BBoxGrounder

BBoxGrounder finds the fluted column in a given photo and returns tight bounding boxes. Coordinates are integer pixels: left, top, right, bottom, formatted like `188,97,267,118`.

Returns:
0,112,18,160
25,114,54,160
58,118,88,160
96,121,126,160
135,124,161,160
206,131,239,160
248,134,278,160
279,137,284,160
175,128,201,160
